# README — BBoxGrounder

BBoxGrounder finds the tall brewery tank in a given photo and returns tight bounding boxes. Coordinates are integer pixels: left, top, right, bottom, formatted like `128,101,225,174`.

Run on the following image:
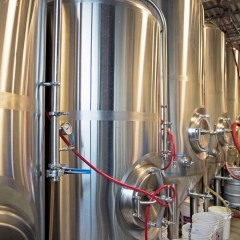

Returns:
226,45,239,123
203,24,228,184
159,0,207,204
0,0,46,239
46,1,162,239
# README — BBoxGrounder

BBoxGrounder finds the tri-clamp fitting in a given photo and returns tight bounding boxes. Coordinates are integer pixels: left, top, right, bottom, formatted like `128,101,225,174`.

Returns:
46,163,66,181
180,157,194,168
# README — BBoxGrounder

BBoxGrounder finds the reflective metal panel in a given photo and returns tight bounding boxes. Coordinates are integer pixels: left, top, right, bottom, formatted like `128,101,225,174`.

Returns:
226,45,239,122
0,0,46,239
159,0,205,204
203,24,227,183
47,0,161,239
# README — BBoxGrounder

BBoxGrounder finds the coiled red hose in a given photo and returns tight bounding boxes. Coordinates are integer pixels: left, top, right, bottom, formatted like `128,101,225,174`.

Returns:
144,185,176,240
225,122,240,180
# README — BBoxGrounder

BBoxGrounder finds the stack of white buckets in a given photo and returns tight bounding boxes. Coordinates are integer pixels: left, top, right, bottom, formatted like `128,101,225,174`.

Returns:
180,197,204,225
180,198,232,240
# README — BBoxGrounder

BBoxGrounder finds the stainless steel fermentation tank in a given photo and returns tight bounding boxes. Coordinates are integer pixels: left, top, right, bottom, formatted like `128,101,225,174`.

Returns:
203,24,230,185
225,45,239,166
226,45,239,124
159,0,207,205
0,0,46,240
46,0,165,239
158,1,208,238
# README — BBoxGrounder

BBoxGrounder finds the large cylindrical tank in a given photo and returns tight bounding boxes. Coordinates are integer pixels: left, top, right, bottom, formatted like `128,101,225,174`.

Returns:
225,46,239,166
46,1,162,239
159,0,206,204
0,1,46,239
226,45,239,122
203,24,228,184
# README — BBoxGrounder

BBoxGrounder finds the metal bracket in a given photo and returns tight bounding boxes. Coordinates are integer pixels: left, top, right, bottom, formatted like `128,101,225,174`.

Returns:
49,111,69,116
162,122,173,126
161,105,168,108
59,146,74,151
40,82,60,87
188,188,212,200
214,174,233,181
132,196,156,218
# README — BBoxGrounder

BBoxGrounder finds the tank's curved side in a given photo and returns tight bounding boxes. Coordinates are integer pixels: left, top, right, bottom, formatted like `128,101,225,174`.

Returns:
46,0,162,239
226,45,239,123
225,46,239,166
0,0,46,239
203,24,227,184
159,0,206,205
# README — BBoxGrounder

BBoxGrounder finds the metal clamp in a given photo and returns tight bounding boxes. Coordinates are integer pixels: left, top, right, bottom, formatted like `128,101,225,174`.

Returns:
161,105,168,108
161,218,174,227
132,196,157,218
180,157,194,168
49,111,69,116
59,146,74,151
46,168,65,181
162,122,173,126
40,82,60,87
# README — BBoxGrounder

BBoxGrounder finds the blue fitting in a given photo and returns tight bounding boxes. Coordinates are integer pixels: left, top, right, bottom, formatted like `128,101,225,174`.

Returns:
64,168,91,174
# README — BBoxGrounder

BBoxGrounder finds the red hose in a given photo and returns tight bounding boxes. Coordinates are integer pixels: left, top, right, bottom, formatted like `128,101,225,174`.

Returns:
233,213,240,218
47,111,177,233
161,129,176,170
144,185,176,240
60,132,175,207
225,122,240,180
232,122,240,153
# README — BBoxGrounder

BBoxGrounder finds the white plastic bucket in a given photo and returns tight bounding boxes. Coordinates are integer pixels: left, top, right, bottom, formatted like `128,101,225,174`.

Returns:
208,212,224,240
180,197,204,224
192,212,219,240
208,206,232,240
182,223,212,239
198,198,204,212
180,205,191,224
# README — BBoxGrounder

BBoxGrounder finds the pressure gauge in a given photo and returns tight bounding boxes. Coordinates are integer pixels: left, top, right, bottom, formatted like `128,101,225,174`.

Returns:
60,122,72,135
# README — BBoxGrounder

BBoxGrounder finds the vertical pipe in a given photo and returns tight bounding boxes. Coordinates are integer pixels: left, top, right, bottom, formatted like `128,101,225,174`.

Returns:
190,196,198,221
169,183,179,239
49,182,55,240
214,179,221,206
143,0,168,156
50,0,62,169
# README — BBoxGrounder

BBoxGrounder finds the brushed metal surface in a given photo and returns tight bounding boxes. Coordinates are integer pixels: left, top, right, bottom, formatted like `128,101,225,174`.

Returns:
226,45,239,122
115,153,163,239
0,0,46,239
46,1,161,239
159,0,206,206
203,24,227,184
